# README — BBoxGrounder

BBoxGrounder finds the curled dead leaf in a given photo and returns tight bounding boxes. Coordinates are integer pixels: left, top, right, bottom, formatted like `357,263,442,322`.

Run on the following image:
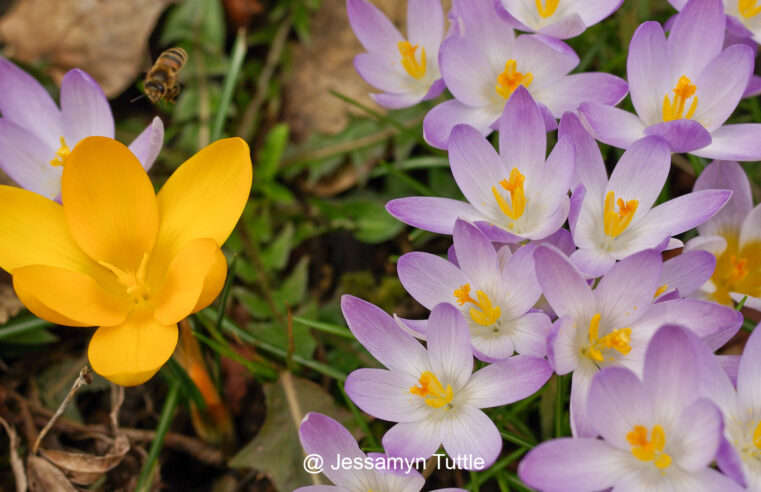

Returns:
40,434,130,486
0,0,176,97
26,456,77,492
0,416,27,492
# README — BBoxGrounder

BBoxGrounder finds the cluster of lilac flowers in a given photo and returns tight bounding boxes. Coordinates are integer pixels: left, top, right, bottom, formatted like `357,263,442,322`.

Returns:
297,0,761,490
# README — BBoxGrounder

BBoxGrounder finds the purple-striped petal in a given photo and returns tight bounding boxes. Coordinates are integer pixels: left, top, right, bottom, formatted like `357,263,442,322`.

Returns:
398,251,469,310
423,100,499,149
693,124,761,161
60,69,114,144
345,368,429,422
407,0,444,56
502,244,543,314
386,196,483,234
533,72,628,117
695,160,752,236
667,0,725,77
438,36,493,107
536,13,586,40
452,219,499,286
548,315,580,375
498,86,546,175
354,53,408,93
660,250,716,298
382,419,441,460
440,406,501,469
587,366,650,448
569,247,617,278
466,355,552,408
509,312,551,357
670,398,723,471
639,189,732,237
534,245,595,321
643,119,712,153
0,120,60,199
693,44,754,131
427,303,473,390
627,21,669,126
606,135,671,215
128,116,164,171
372,91,427,109
559,112,607,197
737,325,761,416
578,102,646,148
299,413,366,486
347,0,404,58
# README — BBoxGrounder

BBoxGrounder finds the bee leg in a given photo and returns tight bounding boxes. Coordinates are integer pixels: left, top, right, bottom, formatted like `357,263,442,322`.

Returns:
166,83,182,104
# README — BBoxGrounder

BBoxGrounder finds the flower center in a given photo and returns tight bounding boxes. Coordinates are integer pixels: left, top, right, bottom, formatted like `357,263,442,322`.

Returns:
398,41,426,79
654,284,669,298
453,284,501,326
739,0,761,18
627,425,672,470
410,371,454,409
603,191,638,238
580,313,632,363
662,75,698,122
492,168,527,225
49,137,72,167
710,239,761,306
535,0,560,17
99,252,151,303
495,60,533,99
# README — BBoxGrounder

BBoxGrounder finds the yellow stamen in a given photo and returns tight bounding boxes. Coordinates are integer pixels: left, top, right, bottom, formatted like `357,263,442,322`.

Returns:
99,252,151,302
603,191,639,238
753,420,761,449
654,284,669,298
582,313,632,363
535,0,560,17
410,371,454,409
627,425,672,469
709,238,761,306
740,0,761,18
398,41,426,79
495,60,533,99
453,284,502,326
662,75,698,122
492,168,527,221
49,136,71,167
729,256,749,285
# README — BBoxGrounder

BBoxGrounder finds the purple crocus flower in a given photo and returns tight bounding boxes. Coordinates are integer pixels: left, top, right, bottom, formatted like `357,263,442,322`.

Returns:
342,296,552,468
423,0,627,149
670,0,761,45
535,245,743,437
518,325,743,491
388,88,575,243
0,58,164,200
579,0,761,160
347,0,446,109
688,321,761,489
296,413,466,492
685,160,761,310
656,249,718,301
397,219,549,361
562,114,731,277
497,0,624,39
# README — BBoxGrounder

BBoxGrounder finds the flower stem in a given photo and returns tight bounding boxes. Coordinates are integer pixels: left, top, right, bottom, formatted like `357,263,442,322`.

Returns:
135,381,181,492
211,28,248,142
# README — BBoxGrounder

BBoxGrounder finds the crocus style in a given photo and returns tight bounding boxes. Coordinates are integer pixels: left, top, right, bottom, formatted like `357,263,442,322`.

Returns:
519,325,743,492
498,0,624,39
0,137,252,385
564,115,731,277
669,0,761,45
342,297,551,468
0,58,164,200
579,0,761,160
398,219,549,361
347,0,445,109
296,413,467,492
388,88,574,242
423,0,627,148
686,160,761,310
535,245,743,437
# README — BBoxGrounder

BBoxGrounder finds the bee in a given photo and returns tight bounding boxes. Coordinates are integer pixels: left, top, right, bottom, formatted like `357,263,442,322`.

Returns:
141,47,188,104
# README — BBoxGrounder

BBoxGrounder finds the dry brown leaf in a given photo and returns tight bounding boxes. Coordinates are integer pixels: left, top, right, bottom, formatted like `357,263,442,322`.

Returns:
0,416,27,492
26,456,77,492
40,434,129,486
0,0,176,98
0,283,23,325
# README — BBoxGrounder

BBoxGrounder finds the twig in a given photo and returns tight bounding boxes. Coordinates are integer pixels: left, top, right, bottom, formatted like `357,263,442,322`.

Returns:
236,15,293,141
31,366,92,455
0,416,27,492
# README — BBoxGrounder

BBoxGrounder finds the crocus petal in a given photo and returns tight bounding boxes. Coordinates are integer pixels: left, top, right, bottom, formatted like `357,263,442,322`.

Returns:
636,189,732,238
693,124,761,161
570,362,597,437
386,196,483,234
537,13,586,40
501,244,543,314
0,185,96,273
192,248,228,312
372,91,427,109
12,279,89,327
740,204,761,247
451,0,515,67
438,37,493,107
548,316,580,374
60,69,114,143
660,250,716,298
341,295,428,375
667,0,725,77
61,137,159,270
465,355,551,408
128,116,164,171
152,238,222,325
533,73,628,117
509,312,551,357
154,138,252,262
587,367,650,448
627,21,669,126
440,406,501,469
534,245,595,321
354,53,408,93
427,303,473,390
383,420,441,460
695,160,752,236
407,0,444,55
397,252,469,309
88,310,178,386
499,86,546,174
515,34,579,86
423,100,499,149
577,102,646,149
643,119,712,153
345,368,429,422
12,265,130,326
559,112,607,197
715,439,747,490
518,438,627,491
607,135,671,214
294,486,346,492
0,57,63,145
346,0,404,58
737,326,761,414
569,248,616,278
299,413,366,486
671,397,723,471
452,219,499,286
0,120,61,199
